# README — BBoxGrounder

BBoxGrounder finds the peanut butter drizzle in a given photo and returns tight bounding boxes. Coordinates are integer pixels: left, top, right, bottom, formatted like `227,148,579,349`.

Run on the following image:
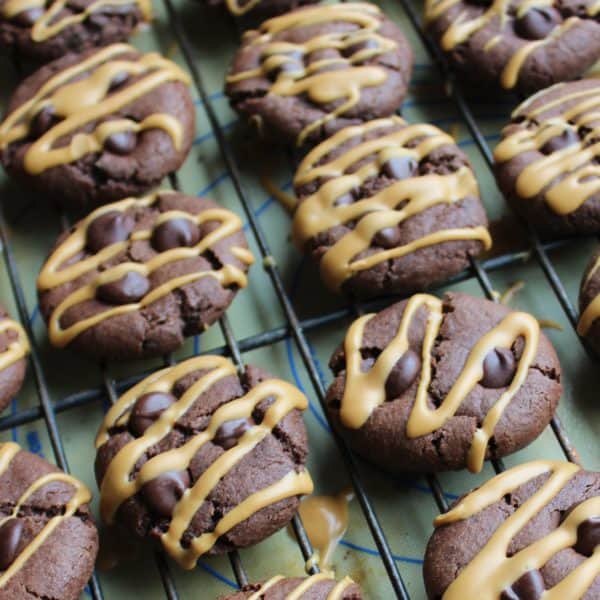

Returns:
0,318,29,372
226,3,397,147
224,0,260,16
37,191,254,348
578,254,600,336
292,117,491,293
1,0,152,42
340,293,540,473
95,355,314,569
0,43,190,175
494,82,600,217
0,442,92,588
248,573,355,600
434,460,600,599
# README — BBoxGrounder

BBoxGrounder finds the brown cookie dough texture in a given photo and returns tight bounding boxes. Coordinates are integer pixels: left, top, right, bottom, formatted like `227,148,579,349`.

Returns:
225,3,413,148
0,44,195,208
424,0,600,96
37,191,254,361
0,442,98,600
0,305,28,413
326,292,562,474
293,116,491,298
219,574,362,599
494,79,600,239
424,460,600,599
577,248,600,355
94,355,313,566
204,0,317,19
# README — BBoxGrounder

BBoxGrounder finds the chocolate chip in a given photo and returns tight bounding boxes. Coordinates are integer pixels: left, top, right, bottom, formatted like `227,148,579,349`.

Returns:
96,272,150,305
382,156,418,180
0,518,23,571
214,417,252,450
86,210,134,253
501,570,545,600
574,516,600,556
151,218,201,252
12,6,44,27
385,349,421,400
30,106,58,138
104,131,137,155
141,471,190,517
129,392,177,437
109,71,130,91
540,128,579,154
480,347,516,388
515,7,561,41
334,191,356,207
345,38,379,56
374,226,401,249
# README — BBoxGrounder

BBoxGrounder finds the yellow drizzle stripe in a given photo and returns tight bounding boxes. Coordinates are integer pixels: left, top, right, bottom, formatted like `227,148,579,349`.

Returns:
0,318,29,372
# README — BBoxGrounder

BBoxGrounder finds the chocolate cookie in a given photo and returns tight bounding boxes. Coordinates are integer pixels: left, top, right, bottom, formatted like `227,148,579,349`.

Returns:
0,0,150,64
0,442,98,599
225,3,413,148
204,0,317,19
577,248,600,355
326,292,562,474
0,44,195,208
424,0,600,95
293,116,491,298
37,191,254,361
94,355,313,566
424,460,600,599
494,79,600,239
219,574,362,599
0,305,28,413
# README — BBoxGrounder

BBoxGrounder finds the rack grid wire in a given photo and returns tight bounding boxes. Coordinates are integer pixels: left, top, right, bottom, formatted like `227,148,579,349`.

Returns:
0,0,596,598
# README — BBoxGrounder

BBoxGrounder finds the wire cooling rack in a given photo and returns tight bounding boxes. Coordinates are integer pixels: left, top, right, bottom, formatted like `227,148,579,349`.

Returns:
0,0,598,598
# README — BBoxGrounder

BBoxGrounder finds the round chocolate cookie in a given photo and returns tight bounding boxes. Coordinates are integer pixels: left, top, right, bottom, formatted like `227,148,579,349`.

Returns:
0,442,98,599
577,248,600,355
203,0,317,19
494,79,600,239
0,0,151,64
225,3,413,148
0,305,28,413
0,44,195,208
37,191,254,361
424,0,600,95
326,291,562,474
94,355,313,566
293,116,491,298
219,574,362,599
424,460,600,599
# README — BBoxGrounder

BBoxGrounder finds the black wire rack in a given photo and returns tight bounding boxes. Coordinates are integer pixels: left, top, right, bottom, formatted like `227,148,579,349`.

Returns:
0,0,595,598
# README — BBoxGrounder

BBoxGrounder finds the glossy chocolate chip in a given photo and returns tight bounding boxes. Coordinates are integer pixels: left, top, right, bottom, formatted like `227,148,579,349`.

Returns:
574,516,600,556
540,128,579,154
30,106,58,138
515,7,561,41
501,570,545,600
213,417,253,450
334,190,356,207
109,71,130,91
480,347,516,389
382,156,418,180
374,226,402,249
141,471,190,517
345,38,379,56
385,349,421,400
96,272,150,305
86,210,134,253
129,392,177,437
0,518,23,571
104,131,137,155
151,218,201,252
12,6,44,27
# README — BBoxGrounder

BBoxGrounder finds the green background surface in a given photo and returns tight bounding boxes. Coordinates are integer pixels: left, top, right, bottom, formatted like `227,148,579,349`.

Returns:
0,1,599,598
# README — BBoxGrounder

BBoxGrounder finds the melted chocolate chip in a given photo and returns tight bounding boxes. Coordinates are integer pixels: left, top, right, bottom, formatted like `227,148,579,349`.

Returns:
480,347,516,388
382,156,418,180
374,226,402,249
385,349,421,400
30,106,58,138
540,128,579,154
109,71,130,91
104,131,137,155
86,211,134,253
214,417,253,450
574,516,600,556
0,518,23,571
501,570,545,600
12,6,44,27
151,218,201,252
129,392,177,437
96,272,150,305
515,7,561,41
141,471,190,517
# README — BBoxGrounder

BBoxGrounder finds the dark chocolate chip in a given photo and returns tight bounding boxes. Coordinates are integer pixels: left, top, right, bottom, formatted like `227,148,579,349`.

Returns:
104,131,137,155
481,347,516,389
382,156,418,180
141,471,190,517
574,516,600,556
515,7,561,41
96,271,150,305
213,417,253,450
30,106,58,138
151,218,201,252
501,570,545,600
109,71,130,91
0,518,23,571
374,226,402,249
345,38,379,56
540,128,579,154
385,349,421,400
129,392,177,437
12,6,44,27
86,210,134,253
